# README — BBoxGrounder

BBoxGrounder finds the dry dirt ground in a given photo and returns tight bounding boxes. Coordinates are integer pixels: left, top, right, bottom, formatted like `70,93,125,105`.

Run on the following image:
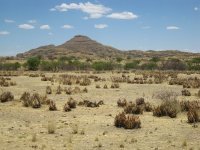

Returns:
0,72,200,150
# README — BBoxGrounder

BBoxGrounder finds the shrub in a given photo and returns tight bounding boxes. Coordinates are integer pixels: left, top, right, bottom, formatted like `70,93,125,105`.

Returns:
187,109,200,123
30,93,41,108
26,56,41,71
80,78,91,86
136,98,145,105
154,90,179,101
124,60,140,70
153,100,180,118
82,87,88,93
92,61,115,71
78,100,104,108
111,83,119,88
46,86,52,94
20,92,31,107
160,59,186,70
124,115,141,129
114,112,126,128
187,57,200,70
150,57,160,62
0,62,21,71
63,103,71,112
56,85,62,94
103,84,108,89
116,57,123,63
96,84,101,88
0,91,14,102
144,102,153,112
67,97,77,108
182,89,191,96
72,87,81,94
180,101,200,111
114,112,141,129
39,61,53,71
140,62,158,70
65,87,72,95
124,103,143,115
49,100,57,111
117,98,127,107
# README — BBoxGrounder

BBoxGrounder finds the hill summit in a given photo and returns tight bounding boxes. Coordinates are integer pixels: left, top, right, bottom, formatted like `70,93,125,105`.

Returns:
18,35,121,59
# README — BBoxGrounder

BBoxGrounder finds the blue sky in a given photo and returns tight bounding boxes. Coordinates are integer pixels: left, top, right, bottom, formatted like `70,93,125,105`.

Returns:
0,0,200,56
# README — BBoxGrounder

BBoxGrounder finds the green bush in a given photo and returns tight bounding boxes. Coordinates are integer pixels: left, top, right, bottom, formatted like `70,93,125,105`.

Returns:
124,60,140,70
140,62,158,70
187,58,200,70
0,62,21,71
40,61,53,71
116,57,123,63
40,60,91,71
191,57,200,63
150,57,160,62
27,56,41,71
92,61,115,71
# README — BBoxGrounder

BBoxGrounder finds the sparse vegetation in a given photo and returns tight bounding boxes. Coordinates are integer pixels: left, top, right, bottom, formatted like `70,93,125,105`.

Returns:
114,112,141,129
48,120,56,134
49,100,57,111
0,91,14,103
153,100,180,118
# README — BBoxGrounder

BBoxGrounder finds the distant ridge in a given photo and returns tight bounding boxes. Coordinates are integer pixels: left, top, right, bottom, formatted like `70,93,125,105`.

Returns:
17,35,200,59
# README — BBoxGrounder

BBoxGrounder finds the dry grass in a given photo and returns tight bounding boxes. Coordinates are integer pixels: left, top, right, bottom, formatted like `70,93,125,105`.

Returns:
114,112,141,129
153,100,180,118
49,100,57,111
48,120,56,134
1,71,200,149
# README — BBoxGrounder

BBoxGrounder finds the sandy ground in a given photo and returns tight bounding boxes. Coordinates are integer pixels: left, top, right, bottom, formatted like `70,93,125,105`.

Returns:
0,72,200,150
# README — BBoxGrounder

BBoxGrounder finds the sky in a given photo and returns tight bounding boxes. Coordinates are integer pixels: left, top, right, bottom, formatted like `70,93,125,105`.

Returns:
0,0,200,56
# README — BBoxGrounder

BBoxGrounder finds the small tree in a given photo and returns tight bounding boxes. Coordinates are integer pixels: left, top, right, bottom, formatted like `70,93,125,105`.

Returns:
124,60,140,70
92,61,115,71
116,57,123,63
161,58,186,70
150,57,160,62
27,56,41,71
140,62,158,70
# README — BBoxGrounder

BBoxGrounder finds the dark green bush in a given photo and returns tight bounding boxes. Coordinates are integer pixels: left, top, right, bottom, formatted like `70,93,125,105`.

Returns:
124,60,140,70
27,56,41,71
92,61,115,71
140,62,158,70
0,62,21,71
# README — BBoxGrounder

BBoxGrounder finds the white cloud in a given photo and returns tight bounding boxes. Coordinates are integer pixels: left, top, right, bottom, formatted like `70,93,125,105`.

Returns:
94,24,108,29
166,26,180,30
52,2,112,19
40,25,51,30
28,20,37,24
4,19,15,23
62,24,74,29
107,12,138,20
194,7,199,11
18,24,35,29
0,31,10,35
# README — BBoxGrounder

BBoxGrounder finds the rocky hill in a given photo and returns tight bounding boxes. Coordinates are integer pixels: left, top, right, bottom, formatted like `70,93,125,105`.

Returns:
17,35,200,59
